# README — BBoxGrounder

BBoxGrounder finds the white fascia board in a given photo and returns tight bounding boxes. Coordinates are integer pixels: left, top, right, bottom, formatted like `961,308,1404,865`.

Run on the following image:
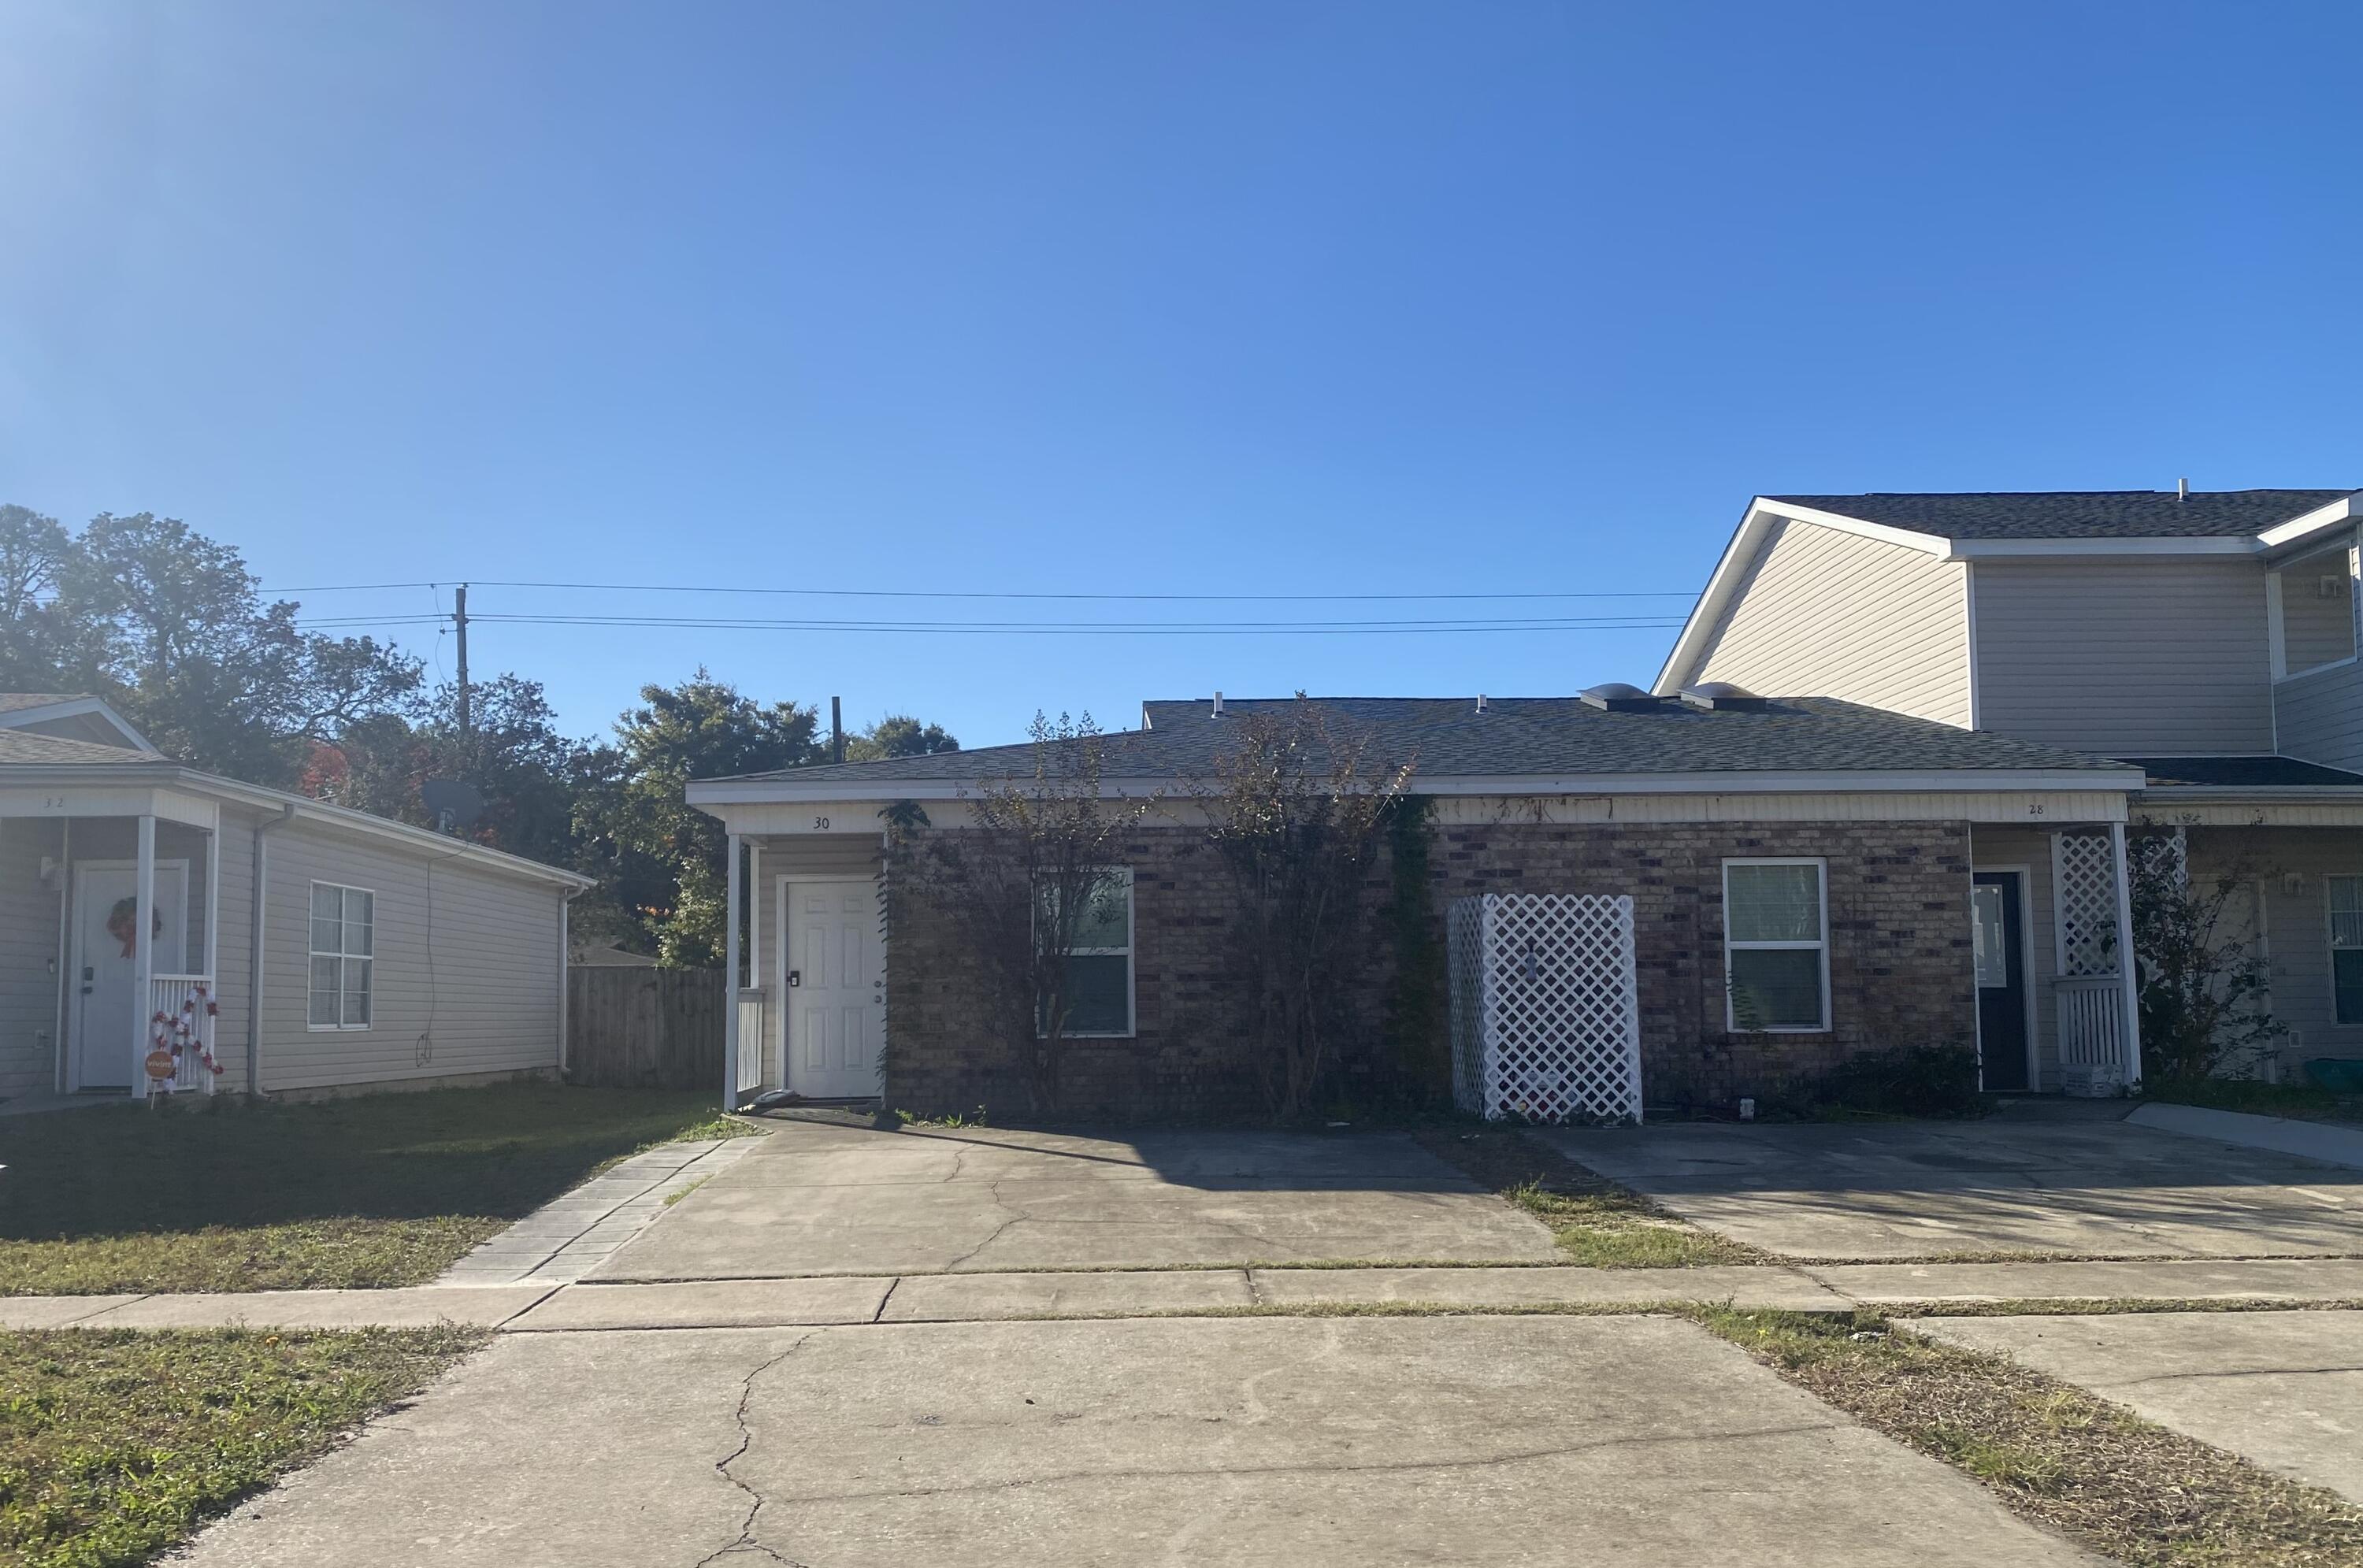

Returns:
1652,499,1953,695
691,767,2142,804
0,762,595,888
0,695,159,753
1946,536,2261,558
2135,785,2363,803
2258,494,2361,550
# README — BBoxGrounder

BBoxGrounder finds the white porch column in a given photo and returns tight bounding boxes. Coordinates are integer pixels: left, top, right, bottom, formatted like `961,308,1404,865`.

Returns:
133,814,155,1097
2110,821,2144,1088
202,825,221,978
722,831,741,1112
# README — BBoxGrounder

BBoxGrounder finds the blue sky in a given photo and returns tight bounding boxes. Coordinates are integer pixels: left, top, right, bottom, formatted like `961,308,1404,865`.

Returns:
5,2,2360,748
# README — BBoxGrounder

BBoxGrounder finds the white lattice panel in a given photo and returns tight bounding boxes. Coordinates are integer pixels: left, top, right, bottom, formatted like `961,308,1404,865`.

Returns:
2053,831,2121,979
1447,894,1642,1125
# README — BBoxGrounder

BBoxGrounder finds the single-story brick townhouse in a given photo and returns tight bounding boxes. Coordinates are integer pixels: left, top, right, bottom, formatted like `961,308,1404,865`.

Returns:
688,689,2143,1121
0,694,592,1107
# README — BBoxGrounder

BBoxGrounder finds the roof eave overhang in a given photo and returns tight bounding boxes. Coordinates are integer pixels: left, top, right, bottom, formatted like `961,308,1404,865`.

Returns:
0,763,595,889
689,767,2141,806
2259,494,2362,555
0,695,160,754
2134,784,2363,803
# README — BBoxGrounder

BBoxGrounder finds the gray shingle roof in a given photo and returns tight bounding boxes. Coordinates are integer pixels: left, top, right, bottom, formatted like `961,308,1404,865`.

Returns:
700,695,2130,789
2129,755,2363,789
1770,490,2353,541
0,692,90,715
0,729,169,766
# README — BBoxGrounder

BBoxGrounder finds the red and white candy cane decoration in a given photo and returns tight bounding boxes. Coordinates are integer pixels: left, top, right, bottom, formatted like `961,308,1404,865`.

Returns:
150,981,225,1082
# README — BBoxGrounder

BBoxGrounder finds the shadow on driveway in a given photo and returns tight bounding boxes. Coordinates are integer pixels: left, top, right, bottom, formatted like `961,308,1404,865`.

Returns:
1538,1113,2363,1261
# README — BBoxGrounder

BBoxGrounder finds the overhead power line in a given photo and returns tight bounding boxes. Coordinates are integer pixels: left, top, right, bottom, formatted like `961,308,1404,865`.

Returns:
296,610,1689,637
265,578,1697,604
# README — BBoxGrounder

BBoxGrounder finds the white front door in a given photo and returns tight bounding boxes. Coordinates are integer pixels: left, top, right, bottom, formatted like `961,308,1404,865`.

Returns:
69,861,188,1091
782,880,884,1099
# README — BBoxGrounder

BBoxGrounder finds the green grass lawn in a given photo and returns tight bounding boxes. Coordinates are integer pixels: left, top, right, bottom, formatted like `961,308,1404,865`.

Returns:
0,1084,754,1295
0,1326,479,1568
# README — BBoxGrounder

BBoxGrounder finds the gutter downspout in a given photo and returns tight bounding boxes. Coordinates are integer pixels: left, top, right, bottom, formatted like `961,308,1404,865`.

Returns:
247,804,296,1095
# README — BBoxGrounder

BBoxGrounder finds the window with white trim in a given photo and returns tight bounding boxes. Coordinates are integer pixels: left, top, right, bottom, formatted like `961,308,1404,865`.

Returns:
2331,875,2363,1025
1035,869,1133,1037
309,882,374,1029
1723,858,1830,1032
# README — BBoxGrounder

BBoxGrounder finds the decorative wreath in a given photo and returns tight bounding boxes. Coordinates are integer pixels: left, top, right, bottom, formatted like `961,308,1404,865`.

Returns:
106,896,165,959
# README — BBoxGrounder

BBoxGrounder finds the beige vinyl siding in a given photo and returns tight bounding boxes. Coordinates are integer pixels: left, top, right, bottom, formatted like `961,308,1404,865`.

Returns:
1967,825,2064,1092
1690,521,1971,725
2186,828,2363,1066
2276,661,2363,771
1971,558,2274,754
0,819,68,1097
258,822,563,1092
209,806,261,1088
2276,541,2357,673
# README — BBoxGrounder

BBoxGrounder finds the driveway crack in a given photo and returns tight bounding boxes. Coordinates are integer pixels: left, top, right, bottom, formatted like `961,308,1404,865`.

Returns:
694,1334,815,1567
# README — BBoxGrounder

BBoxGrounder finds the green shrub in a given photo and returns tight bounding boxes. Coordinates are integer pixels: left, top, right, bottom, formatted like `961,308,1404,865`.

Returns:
1798,1043,1983,1118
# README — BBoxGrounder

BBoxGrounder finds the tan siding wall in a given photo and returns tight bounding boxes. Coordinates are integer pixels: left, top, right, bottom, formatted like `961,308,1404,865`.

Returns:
258,823,563,1092
2186,828,2363,1067
210,806,261,1088
1690,521,1970,725
1972,558,2274,753
2275,662,2363,771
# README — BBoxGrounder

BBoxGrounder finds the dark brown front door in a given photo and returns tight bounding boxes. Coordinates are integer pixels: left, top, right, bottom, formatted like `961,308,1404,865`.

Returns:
1972,871,2029,1092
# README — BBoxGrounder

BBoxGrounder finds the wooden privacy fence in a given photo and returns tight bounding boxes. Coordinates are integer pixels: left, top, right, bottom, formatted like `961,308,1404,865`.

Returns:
566,966,724,1089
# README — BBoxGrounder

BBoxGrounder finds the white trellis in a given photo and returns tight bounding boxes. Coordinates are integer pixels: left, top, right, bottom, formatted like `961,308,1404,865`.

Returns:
2053,831,2123,978
1448,893,1642,1125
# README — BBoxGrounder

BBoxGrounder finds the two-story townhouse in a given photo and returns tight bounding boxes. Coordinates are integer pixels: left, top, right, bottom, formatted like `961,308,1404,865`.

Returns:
1656,489,2363,1092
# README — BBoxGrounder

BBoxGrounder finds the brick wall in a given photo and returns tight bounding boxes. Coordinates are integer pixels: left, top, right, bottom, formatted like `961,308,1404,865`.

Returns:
885,816,1976,1121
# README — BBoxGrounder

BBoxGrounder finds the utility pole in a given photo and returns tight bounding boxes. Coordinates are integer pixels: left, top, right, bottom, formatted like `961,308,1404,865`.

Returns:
453,584,471,736
830,695,844,764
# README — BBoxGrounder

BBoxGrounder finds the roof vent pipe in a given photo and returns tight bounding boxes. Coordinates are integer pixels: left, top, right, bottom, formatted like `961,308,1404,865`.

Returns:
1475,695,1488,714
1211,692,1224,717
2179,477,2189,501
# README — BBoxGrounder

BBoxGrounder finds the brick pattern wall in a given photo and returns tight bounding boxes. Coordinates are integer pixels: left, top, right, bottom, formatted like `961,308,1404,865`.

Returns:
1434,820,1975,1106
885,817,1976,1121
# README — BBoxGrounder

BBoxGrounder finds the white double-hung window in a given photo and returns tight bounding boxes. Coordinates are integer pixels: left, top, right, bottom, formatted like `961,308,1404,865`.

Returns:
1723,858,1830,1032
1035,869,1134,1037
309,882,375,1029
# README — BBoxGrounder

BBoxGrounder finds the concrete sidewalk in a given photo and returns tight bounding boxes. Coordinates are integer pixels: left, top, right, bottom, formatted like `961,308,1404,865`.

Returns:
9,1255,2363,1333
434,1135,759,1285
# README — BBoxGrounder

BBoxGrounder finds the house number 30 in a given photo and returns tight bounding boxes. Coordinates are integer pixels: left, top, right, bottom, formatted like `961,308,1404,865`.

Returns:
811,816,829,830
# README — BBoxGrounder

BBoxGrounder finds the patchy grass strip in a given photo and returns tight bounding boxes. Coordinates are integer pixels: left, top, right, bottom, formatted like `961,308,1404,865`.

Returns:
1879,1296,2363,1318
1415,1127,1761,1267
0,1085,758,1296
1695,1307,2363,1567
0,1325,480,1568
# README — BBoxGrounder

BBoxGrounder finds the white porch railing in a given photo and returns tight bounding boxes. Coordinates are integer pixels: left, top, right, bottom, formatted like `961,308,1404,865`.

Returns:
149,975,221,1095
735,988,766,1096
2054,976,2127,1094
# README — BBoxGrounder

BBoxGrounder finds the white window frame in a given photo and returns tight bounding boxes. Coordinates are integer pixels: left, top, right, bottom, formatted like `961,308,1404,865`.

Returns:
1722,857,1831,1033
2267,532,2361,683
2330,873,2363,1027
307,880,376,1032
1035,867,1135,1040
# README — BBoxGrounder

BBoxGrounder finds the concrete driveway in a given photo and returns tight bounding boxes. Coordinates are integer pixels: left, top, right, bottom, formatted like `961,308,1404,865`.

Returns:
1540,1113,2363,1261
592,1120,1560,1279
177,1314,2095,1567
